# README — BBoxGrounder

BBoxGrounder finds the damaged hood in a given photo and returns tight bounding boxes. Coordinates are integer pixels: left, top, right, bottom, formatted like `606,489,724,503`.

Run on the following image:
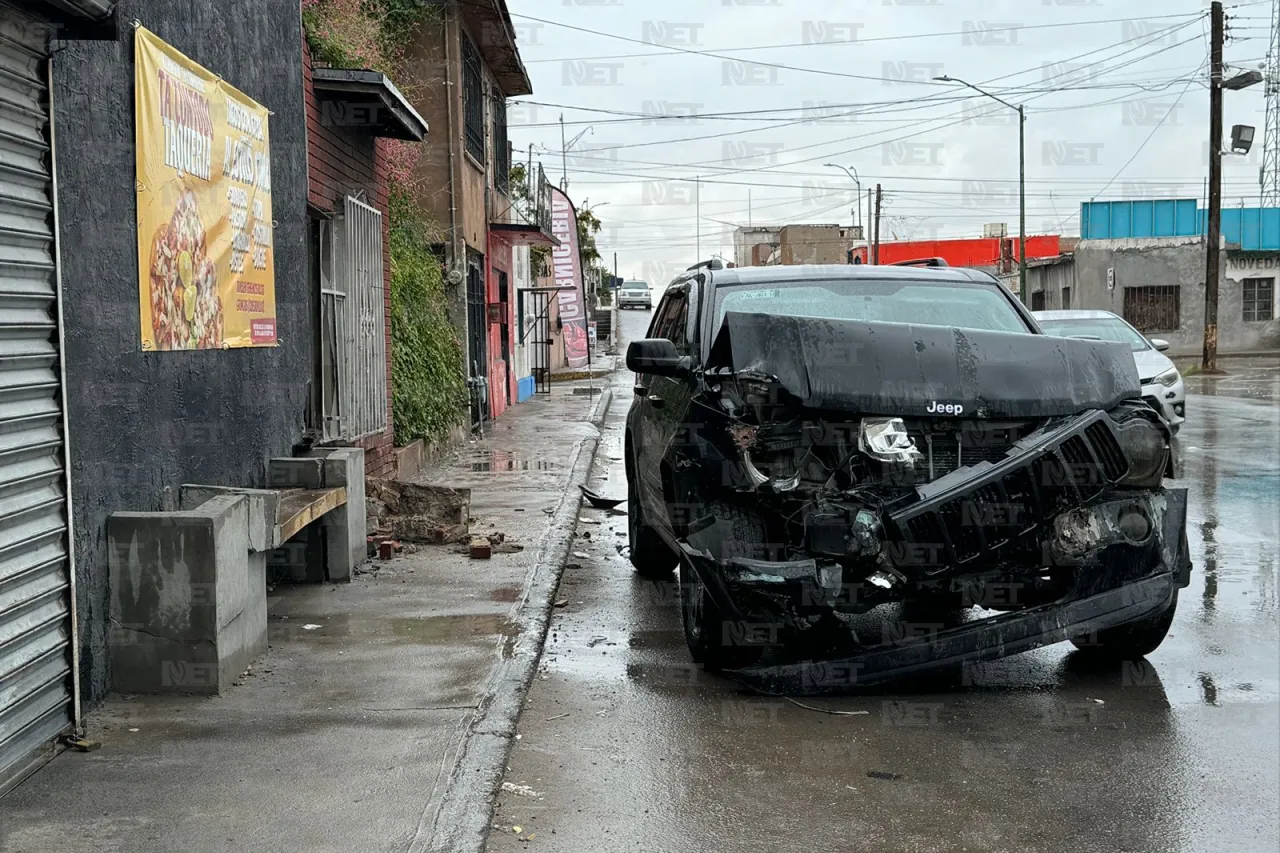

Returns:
706,311,1141,418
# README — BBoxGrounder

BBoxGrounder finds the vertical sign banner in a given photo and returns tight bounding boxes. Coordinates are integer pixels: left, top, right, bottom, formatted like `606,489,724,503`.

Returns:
549,187,589,369
134,26,276,351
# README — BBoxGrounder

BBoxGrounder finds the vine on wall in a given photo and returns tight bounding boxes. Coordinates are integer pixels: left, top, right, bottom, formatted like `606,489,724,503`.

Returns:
302,0,466,445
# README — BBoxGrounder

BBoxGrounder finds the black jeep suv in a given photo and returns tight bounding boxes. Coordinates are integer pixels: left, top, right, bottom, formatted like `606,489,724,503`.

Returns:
624,261,1190,689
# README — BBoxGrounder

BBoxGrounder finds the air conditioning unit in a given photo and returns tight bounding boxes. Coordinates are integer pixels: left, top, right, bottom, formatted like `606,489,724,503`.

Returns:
983,222,1008,238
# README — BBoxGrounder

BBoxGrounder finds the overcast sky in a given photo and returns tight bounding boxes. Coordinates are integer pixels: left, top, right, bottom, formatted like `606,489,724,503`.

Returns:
505,0,1272,282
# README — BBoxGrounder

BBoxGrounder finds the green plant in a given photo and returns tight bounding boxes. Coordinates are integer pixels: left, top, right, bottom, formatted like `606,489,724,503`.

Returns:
389,188,468,444
577,206,603,268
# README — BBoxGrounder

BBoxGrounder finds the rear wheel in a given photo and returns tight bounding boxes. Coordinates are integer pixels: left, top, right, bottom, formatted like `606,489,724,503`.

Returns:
1070,591,1178,659
626,454,677,579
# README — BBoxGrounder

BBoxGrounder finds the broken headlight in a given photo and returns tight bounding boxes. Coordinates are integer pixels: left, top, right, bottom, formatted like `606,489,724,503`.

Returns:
858,417,923,465
1112,416,1168,488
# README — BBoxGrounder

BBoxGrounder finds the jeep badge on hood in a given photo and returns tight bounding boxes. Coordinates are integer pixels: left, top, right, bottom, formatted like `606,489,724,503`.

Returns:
926,401,964,415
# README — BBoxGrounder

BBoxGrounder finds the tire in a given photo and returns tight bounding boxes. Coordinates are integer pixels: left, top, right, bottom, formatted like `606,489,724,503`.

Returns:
680,561,764,671
680,499,772,670
1070,591,1178,659
626,454,677,579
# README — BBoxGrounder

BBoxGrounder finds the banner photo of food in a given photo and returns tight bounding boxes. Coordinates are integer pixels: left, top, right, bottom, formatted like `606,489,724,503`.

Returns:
134,26,276,351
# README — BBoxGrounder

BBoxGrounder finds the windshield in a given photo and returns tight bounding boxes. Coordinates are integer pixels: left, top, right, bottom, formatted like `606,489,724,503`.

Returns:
712,279,1029,335
623,281,649,292
1036,316,1150,352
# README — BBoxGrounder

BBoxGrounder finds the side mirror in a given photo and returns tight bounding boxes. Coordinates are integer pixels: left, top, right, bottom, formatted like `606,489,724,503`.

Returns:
627,338,690,378
1149,338,1171,352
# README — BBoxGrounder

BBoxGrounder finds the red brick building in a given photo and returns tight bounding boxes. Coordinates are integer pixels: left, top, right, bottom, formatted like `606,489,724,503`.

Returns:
301,40,427,477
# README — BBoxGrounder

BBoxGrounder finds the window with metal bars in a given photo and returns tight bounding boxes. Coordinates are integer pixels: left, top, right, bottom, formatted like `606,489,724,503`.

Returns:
1122,285,1180,332
1030,290,1046,311
1242,277,1275,321
492,94,509,195
462,35,484,162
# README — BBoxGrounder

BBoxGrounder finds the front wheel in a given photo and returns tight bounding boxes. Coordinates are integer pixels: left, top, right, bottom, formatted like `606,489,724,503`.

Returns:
627,465,676,579
680,562,762,671
1070,591,1178,659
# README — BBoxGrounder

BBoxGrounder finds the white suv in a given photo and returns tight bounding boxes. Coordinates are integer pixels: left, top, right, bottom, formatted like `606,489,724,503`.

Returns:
619,281,652,310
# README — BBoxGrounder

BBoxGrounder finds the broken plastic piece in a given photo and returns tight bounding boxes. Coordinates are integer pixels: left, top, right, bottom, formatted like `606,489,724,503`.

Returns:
867,570,897,589
858,417,923,465
579,485,626,509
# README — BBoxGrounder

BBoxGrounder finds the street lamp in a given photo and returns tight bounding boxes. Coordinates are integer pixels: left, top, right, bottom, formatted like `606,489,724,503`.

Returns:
824,163,862,235
934,75,1026,301
1202,1,1263,372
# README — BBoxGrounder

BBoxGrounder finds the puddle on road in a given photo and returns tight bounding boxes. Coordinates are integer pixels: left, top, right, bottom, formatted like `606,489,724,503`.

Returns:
490,586,523,603
465,452,562,472
270,612,523,651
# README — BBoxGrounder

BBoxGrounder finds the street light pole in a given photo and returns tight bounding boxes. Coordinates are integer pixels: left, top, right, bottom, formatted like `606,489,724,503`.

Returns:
935,76,1026,301
1019,104,1026,299
824,163,862,234
1204,0,1226,373
1200,1,1263,371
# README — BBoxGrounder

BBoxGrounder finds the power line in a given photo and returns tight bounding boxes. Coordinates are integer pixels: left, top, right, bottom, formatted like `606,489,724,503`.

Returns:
509,8,1202,88
518,14,1204,65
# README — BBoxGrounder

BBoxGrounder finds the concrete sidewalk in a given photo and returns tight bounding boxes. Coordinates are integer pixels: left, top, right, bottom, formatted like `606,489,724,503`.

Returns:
0,382,611,853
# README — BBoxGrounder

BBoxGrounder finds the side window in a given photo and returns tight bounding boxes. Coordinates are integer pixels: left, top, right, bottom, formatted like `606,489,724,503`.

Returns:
652,291,690,354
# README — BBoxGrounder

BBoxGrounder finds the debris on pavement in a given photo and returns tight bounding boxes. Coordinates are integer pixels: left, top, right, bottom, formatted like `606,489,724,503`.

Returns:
469,538,492,560
366,479,472,544
501,782,543,798
867,771,903,781
579,484,626,509
451,531,525,556
554,599,569,608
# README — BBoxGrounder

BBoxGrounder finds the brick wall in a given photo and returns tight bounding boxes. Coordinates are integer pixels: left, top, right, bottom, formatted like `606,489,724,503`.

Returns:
303,39,397,479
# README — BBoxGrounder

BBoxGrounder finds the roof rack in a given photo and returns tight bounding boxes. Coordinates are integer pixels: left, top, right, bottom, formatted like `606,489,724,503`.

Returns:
890,257,949,267
686,259,725,271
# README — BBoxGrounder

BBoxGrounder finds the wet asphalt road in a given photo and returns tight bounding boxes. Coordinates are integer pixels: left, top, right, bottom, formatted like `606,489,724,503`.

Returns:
486,309,1280,853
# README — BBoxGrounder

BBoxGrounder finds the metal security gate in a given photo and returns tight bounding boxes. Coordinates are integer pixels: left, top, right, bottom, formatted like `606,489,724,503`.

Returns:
523,289,552,395
0,7,76,794
338,197,386,438
319,197,387,441
466,255,487,428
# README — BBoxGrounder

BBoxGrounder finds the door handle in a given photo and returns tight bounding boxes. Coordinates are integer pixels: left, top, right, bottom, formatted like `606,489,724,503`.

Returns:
647,395,665,409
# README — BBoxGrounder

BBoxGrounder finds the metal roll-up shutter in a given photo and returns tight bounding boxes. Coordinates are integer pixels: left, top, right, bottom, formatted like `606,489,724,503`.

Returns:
0,4,74,795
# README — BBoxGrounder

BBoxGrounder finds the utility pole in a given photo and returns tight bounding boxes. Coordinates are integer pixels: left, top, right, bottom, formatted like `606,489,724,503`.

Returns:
870,189,880,258
560,114,567,192
1018,103,1026,301
1204,0,1225,372
695,176,701,260
873,184,883,264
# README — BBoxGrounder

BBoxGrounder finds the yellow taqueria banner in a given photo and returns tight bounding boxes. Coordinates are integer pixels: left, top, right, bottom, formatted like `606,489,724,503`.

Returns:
134,26,276,351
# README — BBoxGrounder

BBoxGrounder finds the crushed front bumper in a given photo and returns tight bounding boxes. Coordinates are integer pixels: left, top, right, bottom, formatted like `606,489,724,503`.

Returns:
678,488,1190,692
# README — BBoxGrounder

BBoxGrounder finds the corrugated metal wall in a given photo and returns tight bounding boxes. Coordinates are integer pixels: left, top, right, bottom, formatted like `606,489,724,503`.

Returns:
1081,199,1280,251
0,4,75,794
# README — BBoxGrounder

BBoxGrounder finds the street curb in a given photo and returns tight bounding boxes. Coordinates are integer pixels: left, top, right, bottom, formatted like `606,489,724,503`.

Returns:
421,384,614,853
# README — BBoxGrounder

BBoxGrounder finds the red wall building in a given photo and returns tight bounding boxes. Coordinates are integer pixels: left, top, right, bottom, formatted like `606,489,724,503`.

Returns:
485,234,516,420
853,235,1061,269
